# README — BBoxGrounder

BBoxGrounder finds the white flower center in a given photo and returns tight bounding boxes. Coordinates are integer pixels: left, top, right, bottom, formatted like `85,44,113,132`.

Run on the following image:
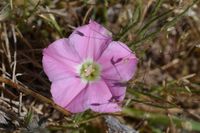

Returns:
78,60,100,81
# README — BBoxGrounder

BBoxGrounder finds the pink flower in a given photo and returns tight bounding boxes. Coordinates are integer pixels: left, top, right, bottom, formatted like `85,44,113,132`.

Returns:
42,20,138,113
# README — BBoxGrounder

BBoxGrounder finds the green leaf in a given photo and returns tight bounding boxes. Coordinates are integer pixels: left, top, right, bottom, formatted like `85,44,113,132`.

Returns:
150,0,164,17
24,108,33,126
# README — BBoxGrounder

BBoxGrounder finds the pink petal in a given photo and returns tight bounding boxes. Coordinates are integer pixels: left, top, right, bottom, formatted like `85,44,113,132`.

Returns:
90,102,121,113
51,77,87,108
86,80,112,106
66,80,120,113
88,80,122,112
68,20,112,60
103,80,126,102
42,38,81,81
65,86,89,113
98,41,138,81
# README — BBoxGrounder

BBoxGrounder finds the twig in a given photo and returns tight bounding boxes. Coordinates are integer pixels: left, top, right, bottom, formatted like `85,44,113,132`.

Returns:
48,112,122,130
0,77,71,116
39,8,68,17
82,6,94,25
140,0,154,23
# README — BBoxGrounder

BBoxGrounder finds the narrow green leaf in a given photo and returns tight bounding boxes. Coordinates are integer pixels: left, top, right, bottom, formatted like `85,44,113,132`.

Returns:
130,30,159,49
114,0,142,41
150,0,164,17
123,108,200,132
24,108,33,126
137,9,173,36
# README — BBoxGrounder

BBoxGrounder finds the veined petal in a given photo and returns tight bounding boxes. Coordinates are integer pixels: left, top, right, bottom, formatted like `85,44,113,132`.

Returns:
68,20,112,60
87,80,121,112
51,77,87,108
43,54,76,81
103,79,126,102
98,41,138,81
42,38,81,81
86,80,113,106
66,80,118,113
65,84,89,113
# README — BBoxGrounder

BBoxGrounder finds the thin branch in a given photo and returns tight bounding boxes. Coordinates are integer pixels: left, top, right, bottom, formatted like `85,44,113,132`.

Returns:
0,77,71,116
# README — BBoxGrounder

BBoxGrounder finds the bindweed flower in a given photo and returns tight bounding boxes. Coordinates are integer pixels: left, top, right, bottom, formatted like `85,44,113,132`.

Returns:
42,20,138,113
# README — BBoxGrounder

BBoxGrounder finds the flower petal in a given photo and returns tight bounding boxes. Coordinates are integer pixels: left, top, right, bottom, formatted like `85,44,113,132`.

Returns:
42,54,74,81
68,20,112,60
66,80,119,113
90,102,121,113
98,41,138,81
51,77,87,108
86,80,121,112
65,85,89,113
103,80,126,102
42,38,81,81
87,80,113,106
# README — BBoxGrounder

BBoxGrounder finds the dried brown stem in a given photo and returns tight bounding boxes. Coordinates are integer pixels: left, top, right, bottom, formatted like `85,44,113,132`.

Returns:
0,77,71,116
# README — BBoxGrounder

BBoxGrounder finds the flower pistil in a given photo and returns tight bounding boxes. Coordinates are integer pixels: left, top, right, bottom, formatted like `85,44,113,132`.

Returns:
79,60,100,81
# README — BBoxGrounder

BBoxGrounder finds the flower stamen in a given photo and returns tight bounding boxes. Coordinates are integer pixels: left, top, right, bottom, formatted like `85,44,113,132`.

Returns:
79,60,100,81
